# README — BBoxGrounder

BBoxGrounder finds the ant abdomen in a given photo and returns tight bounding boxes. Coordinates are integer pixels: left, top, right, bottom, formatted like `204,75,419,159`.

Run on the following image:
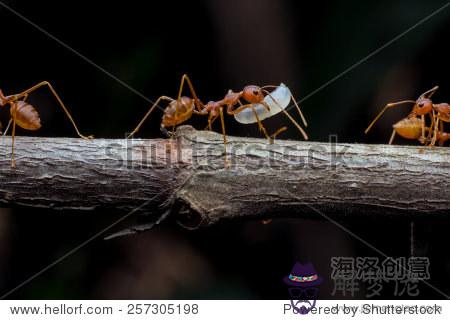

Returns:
392,117,422,140
161,97,194,127
10,101,41,130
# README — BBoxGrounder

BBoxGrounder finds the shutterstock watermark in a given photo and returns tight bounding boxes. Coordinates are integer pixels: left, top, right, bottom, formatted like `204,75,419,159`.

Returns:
101,134,352,171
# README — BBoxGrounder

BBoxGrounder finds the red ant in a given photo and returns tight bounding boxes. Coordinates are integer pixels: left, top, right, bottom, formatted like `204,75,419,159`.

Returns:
0,81,93,167
365,86,440,145
127,74,308,164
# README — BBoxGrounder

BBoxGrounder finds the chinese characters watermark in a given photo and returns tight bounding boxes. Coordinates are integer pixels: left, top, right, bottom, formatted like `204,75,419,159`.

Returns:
331,256,430,297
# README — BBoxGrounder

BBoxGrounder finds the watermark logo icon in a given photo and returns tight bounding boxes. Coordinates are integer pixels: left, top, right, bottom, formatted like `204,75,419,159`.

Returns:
284,262,322,315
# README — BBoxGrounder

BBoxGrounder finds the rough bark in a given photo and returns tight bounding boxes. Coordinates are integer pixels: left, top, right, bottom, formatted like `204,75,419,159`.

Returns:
0,126,449,229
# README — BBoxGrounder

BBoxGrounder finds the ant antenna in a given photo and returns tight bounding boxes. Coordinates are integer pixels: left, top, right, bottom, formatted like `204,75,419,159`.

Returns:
262,89,308,140
419,86,439,99
127,96,173,138
365,100,416,134
262,85,307,127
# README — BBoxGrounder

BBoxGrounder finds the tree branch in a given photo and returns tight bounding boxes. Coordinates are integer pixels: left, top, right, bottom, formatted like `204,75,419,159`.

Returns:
1,125,449,229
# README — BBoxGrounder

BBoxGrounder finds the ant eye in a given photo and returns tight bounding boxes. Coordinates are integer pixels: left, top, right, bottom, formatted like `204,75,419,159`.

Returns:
419,103,424,107
253,90,259,96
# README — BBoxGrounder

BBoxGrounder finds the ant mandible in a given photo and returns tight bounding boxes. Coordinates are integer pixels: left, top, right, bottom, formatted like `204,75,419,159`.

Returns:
127,74,308,164
0,81,93,167
365,86,439,145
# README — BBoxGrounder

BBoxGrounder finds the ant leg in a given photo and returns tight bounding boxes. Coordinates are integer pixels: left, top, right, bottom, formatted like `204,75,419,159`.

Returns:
421,114,425,143
205,115,218,130
177,74,204,111
259,92,308,139
226,102,271,141
2,95,28,137
127,96,173,138
365,100,416,134
288,92,307,127
218,108,229,167
227,102,262,115
420,114,432,145
229,98,270,113
388,129,396,145
420,86,439,99
261,100,308,140
262,88,307,127
438,118,445,146
11,113,17,168
424,111,436,145
430,117,439,146
247,106,271,141
239,103,271,141
21,93,29,102
15,81,93,140
3,119,12,136
270,127,288,141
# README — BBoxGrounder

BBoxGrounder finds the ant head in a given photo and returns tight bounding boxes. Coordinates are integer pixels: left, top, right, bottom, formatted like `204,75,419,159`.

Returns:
413,98,433,115
242,85,264,103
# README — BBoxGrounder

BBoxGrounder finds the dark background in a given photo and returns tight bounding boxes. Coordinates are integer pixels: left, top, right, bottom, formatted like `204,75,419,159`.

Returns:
0,0,449,299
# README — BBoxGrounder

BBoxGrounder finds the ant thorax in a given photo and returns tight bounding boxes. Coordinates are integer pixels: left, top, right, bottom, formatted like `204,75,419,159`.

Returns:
434,103,450,122
222,90,241,106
